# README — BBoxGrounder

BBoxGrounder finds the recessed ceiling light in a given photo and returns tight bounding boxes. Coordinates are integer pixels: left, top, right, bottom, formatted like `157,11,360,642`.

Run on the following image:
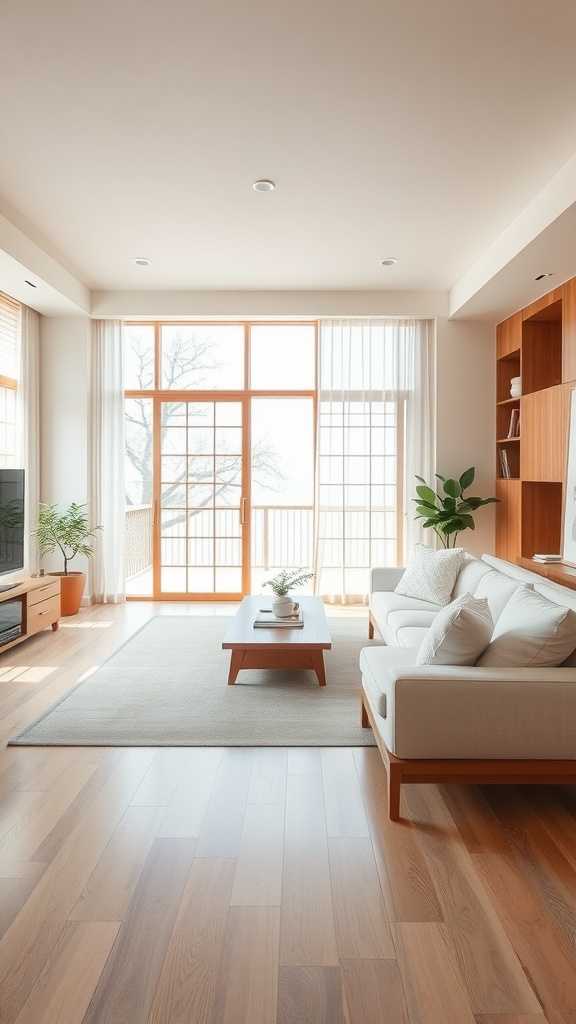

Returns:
252,179,276,192
132,257,151,267
534,272,554,281
379,257,398,266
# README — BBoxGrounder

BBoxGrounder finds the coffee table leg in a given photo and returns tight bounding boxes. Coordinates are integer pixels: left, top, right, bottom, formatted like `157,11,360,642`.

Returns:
228,650,244,685
312,651,327,687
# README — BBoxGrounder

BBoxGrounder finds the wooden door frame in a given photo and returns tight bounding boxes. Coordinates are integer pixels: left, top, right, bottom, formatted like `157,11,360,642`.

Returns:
124,320,318,601
153,392,249,602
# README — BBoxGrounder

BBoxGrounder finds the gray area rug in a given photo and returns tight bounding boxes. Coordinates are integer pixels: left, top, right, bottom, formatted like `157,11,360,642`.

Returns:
9,615,377,747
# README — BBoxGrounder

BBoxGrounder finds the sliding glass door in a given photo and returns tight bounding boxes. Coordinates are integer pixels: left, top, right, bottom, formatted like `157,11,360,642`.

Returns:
250,396,315,594
158,397,248,598
123,321,318,600
122,320,410,601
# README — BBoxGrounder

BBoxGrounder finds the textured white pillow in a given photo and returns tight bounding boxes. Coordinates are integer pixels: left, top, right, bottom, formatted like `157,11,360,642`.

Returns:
416,594,493,666
477,586,576,668
395,545,465,606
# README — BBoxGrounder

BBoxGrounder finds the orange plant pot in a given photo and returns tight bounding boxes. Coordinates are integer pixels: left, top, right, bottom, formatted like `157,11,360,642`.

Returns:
48,572,86,616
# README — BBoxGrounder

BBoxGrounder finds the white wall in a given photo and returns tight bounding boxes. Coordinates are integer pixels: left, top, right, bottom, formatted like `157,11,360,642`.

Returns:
436,318,496,555
91,289,449,319
39,315,92,585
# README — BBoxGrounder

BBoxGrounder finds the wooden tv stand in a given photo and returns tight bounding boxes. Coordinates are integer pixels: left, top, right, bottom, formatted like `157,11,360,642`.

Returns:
0,577,61,655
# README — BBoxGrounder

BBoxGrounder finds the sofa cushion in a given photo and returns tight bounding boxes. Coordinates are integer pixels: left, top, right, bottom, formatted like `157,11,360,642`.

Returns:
387,608,437,632
395,545,465,606
535,581,576,611
370,591,439,643
416,594,493,666
533,582,576,665
359,645,417,717
452,556,493,598
363,661,576,759
473,570,526,623
396,626,430,648
481,554,542,584
478,586,576,668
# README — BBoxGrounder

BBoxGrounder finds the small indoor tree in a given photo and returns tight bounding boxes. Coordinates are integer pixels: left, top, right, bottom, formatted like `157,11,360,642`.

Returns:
413,467,497,548
36,503,101,616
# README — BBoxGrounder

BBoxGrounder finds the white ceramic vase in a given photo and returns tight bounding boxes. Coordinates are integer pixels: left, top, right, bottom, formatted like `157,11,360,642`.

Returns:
272,594,295,617
510,375,521,398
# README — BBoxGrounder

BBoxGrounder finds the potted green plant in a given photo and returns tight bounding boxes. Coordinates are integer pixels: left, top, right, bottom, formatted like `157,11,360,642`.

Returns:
413,467,498,548
36,503,101,616
264,568,314,617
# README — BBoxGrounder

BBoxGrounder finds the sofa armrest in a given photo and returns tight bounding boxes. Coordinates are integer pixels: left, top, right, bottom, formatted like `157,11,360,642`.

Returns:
370,664,576,759
370,566,405,593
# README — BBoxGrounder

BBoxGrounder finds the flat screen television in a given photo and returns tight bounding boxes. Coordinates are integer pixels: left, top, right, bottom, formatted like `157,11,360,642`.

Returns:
0,469,25,586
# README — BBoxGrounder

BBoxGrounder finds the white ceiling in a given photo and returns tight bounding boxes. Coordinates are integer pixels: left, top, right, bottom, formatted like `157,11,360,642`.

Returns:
2,0,576,294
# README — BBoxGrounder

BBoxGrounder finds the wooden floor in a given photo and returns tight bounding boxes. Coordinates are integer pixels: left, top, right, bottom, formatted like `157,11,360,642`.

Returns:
0,602,573,1022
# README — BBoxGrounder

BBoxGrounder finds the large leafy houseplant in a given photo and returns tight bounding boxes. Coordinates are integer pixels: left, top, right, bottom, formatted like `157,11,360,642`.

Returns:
36,503,101,616
413,467,497,548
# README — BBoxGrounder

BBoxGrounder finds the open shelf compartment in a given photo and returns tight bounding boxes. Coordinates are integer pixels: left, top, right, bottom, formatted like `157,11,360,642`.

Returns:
497,400,520,443
497,349,521,404
522,299,562,395
521,481,563,558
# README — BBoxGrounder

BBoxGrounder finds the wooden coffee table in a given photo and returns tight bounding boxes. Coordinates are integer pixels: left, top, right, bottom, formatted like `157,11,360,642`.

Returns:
222,595,332,686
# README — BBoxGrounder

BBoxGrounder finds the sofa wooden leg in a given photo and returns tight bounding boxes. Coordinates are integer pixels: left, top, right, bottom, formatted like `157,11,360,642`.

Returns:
368,616,374,640
361,699,370,728
387,764,402,821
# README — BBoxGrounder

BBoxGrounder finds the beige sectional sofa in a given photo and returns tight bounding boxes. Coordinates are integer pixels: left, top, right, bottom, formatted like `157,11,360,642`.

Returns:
361,553,576,820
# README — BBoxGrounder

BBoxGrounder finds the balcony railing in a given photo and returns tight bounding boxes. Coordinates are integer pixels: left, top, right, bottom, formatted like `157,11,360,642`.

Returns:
125,504,153,579
125,503,397,583
251,505,314,570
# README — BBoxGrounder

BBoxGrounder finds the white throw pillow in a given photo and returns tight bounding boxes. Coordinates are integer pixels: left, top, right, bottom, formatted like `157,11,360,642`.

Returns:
477,586,576,668
395,545,465,606
416,594,493,666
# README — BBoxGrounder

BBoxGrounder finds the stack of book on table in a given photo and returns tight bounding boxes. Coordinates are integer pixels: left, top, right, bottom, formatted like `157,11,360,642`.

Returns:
532,553,562,564
253,603,304,629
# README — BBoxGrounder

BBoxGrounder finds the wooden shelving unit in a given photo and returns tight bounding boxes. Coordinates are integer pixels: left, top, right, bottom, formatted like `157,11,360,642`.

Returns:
0,577,61,655
495,278,576,582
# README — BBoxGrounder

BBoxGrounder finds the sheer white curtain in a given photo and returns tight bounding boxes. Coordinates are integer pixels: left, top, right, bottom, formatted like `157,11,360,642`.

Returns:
91,320,126,603
16,305,40,573
315,318,435,604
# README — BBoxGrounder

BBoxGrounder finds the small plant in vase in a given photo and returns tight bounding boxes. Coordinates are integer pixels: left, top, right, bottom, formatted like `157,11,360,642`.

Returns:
36,503,101,616
264,568,314,617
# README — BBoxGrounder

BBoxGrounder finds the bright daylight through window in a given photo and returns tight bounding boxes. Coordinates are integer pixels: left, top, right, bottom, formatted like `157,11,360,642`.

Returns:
122,320,414,601
0,293,19,468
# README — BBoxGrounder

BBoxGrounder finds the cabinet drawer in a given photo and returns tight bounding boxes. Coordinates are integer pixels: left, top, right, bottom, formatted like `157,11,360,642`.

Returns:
27,595,60,633
28,580,60,607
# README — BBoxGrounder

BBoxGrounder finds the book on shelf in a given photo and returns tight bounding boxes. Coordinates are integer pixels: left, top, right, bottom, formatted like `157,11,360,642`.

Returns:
253,603,304,629
498,448,511,478
532,554,562,563
507,407,520,438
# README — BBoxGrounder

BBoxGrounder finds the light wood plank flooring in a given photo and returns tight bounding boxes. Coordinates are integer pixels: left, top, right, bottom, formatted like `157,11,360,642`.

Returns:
0,601,572,1021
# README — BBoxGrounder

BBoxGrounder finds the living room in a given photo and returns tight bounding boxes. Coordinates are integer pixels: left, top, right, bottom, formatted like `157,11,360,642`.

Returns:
1,1,576,1021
